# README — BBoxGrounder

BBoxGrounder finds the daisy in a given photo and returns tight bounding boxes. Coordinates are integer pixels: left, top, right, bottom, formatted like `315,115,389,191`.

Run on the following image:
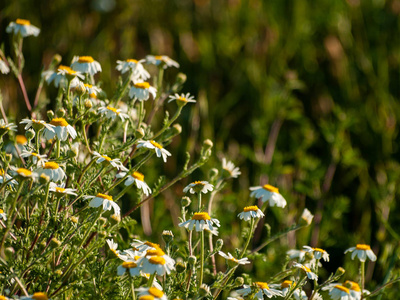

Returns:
178,212,220,234
0,208,7,221
0,168,18,187
116,171,152,196
20,150,48,167
183,181,214,194
92,151,127,171
0,119,17,134
323,284,352,300
36,162,66,182
117,260,141,277
5,135,28,157
44,118,77,141
10,167,38,180
249,184,287,208
129,81,157,101
6,19,40,37
236,282,283,299
85,193,121,215
71,56,102,75
130,240,162,252
300,208,314,225
278,280,308,300
0,58,10,74
20,292,50,300
293,262,318,281
20,118,55,132
116,59,150,80
168,93,196,105
136,287,167,300
237,205,264,221
138,250,175,275
218,251,250,265
137,140,171,162
42,65,84,88
49,182,77,197
344,244,377,262
222,158,241,178
98,106,129,122
287,249,307,262
303,246,330,262
106,239,122,258
145,55,180,69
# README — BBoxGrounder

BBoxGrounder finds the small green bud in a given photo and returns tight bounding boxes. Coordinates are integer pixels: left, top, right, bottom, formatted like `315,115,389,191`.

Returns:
334,267,346,277
52,54,62,66
175,262,186,273
4,247,15,259
47,110,55,120
55,269,63,276
84,99,93,109
5,153,12,163
25,129,35,141
234,277,244,287
40,240,47,249
99,231,107,237
70,216,79,224
203,139,213,150
39,174,50,184
181,196,191,208
110,214,121,224
199,284,210,297
176,73,187,85
50,238,62,248
171,124,182,135
56,108,66,118
215,239,224,251
188,255,197,266
74,84,86,96
162,230,174,244
135,128,145,139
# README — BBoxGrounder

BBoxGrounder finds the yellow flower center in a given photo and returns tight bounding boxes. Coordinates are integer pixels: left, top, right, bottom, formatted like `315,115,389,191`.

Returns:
106,106,120,114
78,56,94,63
139,296,155,300
122,261,138,268
192,181,205,186
89,93,97,98
0,295,7,300
16,135,28,145
177,96,187,102
146,249,165,257
281,280,292,288
50,117,69,127
150,140,162,149
127,59,138,63
134,82,151,89
132,171,144,181
32,292,48,300
31,152,39,157
134,255,141,260
154,55,164,60
303,266,312,273
243,206,259,212
344,281,361,292
16,18,31,26
192,212,211,221
84,83,93,88
0,168,4,176
334,285,350,294
96,193,113,201
17,168,32,176
57,65,76,75
101,155,112,162
148,287,164,298
262,184,279,193
356,244,371,250
44,162,59,169
148,256,166,265
313,247,326,253
144,241,160,249
0,209,4,214
55,187,66,193
255,282,269,290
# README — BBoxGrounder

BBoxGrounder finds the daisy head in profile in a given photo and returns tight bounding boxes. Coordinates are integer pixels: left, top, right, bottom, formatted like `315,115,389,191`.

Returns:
92,151,127,171
218,251,250,265
36,162,66,182
237,205,264,221
116,59,150,81
85,193,120,216
71,56,102,75
44,118,77,141
293,262,318,281
10,166,38,180
116,170,152,196
136,287,167,300
178,212,220,234
137,140,171,163
6,18,40,37
129,81,157,101
49,182,77,197
98,106,129,122
20,118,55,133
168,93,196,107
344,244,377,262
235,282,283,300
303,246,330,262
20,150,48,167
0,119,17,135
145,55,180,69
249,183,286,208
183,181,214,194
222,158,241,178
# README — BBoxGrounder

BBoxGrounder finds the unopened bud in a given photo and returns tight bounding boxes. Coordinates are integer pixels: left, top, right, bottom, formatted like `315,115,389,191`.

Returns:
55,269,63,276
334,267,346,277
56,108,66,118
25,129,35,141
74,84,86,96
175,262,186,273
40,240,47,249
172,124,182,135
181,196,191,208
234,277,244,287
50,238,62,248
305,251,314,261
110,214,121,224
52,54,62,66
39,174,50,184
70,216,79,224
47,110,54,120
135,128,145,139
99,231,107,237
5,247,15,259
215,239,224,251
199,284,210,297
203,139,213,150
162,230,174,243
5,153,12,163
188,255,197,266
176,73,187,85
84,99,93,109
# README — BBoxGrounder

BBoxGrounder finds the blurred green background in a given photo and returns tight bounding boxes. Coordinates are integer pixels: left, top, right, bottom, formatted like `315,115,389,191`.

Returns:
1,0,400,294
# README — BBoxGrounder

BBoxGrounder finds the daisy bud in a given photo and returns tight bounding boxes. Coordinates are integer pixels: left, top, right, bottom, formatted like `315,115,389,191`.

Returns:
175,72,187,86
110,214,121,224
40,240,47,249
334,267,346,278
70,216,79,224
135,128,145,139
181,196,191,208
162,230,174,243
50,237,62,248
25,128,35,141
74,84,86,96
188,255,197,266
175,261,186,273
55,269,63,276
99,231,107,237
209,168,219,181
5,153,12,163
172,123,182,135
84,99,93,109
234,277,245,287
203,139,213,151
215,239,224,251
47,110,55,120
39,174,50,184
5,247,15,259
56,108,66,118
199,284,211,297
68,149,78,158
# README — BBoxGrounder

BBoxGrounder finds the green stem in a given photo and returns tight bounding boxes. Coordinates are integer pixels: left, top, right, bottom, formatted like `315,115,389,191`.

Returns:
77,209,102,249
199,230,205,288
239,218,255,259
77,159,96,184
361,261,365,300
130,276,136,300
147,273,156,287
82,123,91,153
198,192,202,211
284,276,307,300
113,184,131,202
56,138,61,158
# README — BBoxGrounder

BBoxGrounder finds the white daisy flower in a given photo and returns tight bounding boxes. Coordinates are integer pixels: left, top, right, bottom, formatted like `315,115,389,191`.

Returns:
20,150,48,167
145,55,180,69
116,59,150,81
92,151,127,171
138,248,175,275
0,208,7,221
303,246,329,262
10,167,38,180
168,93,196,105
237,205,264,221
344,244,377,262
218,251,250,265
0,168,18,187
6,19,40,37
81,83,101,96
106,239,122,258
20,118,55,132
178,212,220,234
128,81,157,101
49,182,77,196
42,65,84,88
130,240,161,252
98,106,129,122
236,282,283,299
0,119,17,133
300,208,314,225
221,158,241,178
116,171,151,196
137,140,171,162
5,135,28,157
117,260,141,277
71,56,102,75
293,262,318,281
322,284,352,300
36,162,66,182
20,292,50,300
0,58,10,74
136,287,167,300
85,193,121,215
278,280,307,300
287,249,307,262
183,181,214,194
249,184,287,208
44,118,77,141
